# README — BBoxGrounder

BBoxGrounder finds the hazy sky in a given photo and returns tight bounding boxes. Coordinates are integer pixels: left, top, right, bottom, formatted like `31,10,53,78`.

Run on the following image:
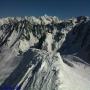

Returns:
0,0,90,19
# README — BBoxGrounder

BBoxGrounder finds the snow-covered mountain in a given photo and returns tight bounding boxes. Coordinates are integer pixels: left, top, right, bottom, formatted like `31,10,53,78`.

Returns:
0,15,90,90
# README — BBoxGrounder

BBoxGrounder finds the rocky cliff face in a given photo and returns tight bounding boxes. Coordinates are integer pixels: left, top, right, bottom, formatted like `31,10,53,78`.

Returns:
0,15,90,90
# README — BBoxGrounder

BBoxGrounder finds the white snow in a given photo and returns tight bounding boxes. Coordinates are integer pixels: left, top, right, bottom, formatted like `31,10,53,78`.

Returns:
42,32,53,53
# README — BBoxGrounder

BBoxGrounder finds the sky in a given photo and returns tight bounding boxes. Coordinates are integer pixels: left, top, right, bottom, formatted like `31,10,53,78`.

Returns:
0,0,90,19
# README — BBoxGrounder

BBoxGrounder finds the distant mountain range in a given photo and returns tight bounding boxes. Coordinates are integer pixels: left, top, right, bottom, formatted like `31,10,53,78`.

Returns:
0,15,90,90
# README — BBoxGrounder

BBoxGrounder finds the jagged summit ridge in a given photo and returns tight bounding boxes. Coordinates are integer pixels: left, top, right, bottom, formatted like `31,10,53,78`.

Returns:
0,15,61,25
